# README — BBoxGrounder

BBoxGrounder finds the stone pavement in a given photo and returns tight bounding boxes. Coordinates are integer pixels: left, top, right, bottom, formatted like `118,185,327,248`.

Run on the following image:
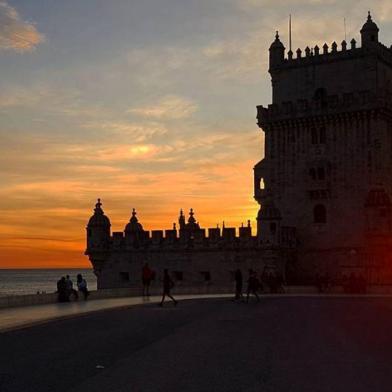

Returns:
0,293,231,332
2,296,392,392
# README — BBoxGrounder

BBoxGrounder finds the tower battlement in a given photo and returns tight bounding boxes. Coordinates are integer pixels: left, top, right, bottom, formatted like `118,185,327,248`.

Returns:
268,13,392,105
86,202,297,254
257,89,392,126
272,40,392,71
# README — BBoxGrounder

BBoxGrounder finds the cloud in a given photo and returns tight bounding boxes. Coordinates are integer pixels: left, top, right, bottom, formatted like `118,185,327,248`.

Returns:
127,95,198,120
0,1,44,52
82,121,168,142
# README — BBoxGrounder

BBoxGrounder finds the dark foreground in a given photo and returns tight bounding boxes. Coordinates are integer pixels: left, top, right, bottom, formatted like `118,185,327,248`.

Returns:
1,297,392,392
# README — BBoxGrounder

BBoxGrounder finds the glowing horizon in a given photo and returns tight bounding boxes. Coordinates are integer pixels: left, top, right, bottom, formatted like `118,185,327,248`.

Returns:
1,1,391,268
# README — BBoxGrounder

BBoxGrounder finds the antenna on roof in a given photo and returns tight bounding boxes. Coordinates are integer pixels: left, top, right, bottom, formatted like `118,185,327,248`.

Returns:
289,14,292,52
344,17,347,41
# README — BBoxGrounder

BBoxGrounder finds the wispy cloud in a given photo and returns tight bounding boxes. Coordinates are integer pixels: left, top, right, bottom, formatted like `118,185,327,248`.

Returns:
0,1,44,52
127,95,198,120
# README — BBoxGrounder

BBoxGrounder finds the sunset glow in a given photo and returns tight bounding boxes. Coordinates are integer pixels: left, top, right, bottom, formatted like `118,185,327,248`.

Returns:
1,1,391,268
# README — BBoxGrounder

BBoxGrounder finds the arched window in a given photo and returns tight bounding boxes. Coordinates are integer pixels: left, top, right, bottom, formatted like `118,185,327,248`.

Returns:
314,204,327,224
270,222,277,234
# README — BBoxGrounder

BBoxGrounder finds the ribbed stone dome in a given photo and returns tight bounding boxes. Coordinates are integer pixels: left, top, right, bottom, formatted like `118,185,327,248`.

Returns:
269,31,285,50
361,12,379,34
124,209,144,232
87,199,111,227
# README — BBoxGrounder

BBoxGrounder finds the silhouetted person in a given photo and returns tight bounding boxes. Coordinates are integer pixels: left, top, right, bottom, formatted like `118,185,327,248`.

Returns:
234,269,243,300
77,273,89,300
65,274,78,300
159,269,177,307
57,276,69,302
246,269,260,303
142,263,153,297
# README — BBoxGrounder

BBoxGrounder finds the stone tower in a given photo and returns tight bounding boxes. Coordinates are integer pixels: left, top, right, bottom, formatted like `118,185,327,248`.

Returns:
255,14,392,276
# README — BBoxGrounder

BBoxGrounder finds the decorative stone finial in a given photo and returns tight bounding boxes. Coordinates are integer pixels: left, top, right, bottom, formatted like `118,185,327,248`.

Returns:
94,198,103,214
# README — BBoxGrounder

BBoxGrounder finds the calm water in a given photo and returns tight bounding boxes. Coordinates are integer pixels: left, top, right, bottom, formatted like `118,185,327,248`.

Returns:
0,269,97,297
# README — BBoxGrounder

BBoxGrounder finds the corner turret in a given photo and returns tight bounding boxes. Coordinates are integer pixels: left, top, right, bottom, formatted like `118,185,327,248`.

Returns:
86,198,111,251
360,12,379,48
269,31,285,70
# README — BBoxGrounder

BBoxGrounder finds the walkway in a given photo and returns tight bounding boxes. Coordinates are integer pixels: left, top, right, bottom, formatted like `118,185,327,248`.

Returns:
2,296,392,392
0,293,230,332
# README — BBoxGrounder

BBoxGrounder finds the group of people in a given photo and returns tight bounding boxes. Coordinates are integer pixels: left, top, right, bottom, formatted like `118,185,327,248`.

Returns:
143,264,286,306
56,274,89,303
234,268,285,302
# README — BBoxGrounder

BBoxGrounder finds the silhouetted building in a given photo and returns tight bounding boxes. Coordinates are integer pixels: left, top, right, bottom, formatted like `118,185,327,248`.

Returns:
255,13,392,282
85,200,294,289
86,14,392,288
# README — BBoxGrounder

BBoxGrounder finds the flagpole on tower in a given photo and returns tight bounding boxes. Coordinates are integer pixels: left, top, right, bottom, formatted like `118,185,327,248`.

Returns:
289,14,292,52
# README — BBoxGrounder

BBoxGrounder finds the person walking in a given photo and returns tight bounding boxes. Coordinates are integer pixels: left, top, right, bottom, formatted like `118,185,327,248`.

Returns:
246,269,260,303
76,273,89,300
234,269,243,301
142,263,153,297
159,269,178,307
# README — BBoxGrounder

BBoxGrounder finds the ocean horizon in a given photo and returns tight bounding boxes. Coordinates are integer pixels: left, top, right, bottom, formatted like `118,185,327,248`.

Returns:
0,268,97,297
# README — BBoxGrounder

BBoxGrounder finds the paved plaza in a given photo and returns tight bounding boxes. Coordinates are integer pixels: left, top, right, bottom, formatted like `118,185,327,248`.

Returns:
1,296,392,392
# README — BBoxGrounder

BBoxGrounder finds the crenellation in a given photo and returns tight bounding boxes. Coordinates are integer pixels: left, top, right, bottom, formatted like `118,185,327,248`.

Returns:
257,90,392,126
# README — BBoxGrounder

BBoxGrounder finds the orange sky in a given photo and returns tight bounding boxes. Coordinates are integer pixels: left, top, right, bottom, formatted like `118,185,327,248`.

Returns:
0,157,260,268
1,1,387,268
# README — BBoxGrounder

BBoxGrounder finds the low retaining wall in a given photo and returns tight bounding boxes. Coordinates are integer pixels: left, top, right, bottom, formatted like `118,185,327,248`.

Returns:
0,285,317,309
3,284,390,309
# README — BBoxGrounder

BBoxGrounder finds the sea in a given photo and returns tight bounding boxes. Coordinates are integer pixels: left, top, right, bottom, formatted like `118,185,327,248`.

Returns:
0,269,97,297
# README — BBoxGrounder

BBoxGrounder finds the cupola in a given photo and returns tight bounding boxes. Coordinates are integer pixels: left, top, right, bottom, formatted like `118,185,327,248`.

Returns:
86,198,111,251
269,31,285,70
360,12,379,47
124,208,144,233
87,198,111,229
